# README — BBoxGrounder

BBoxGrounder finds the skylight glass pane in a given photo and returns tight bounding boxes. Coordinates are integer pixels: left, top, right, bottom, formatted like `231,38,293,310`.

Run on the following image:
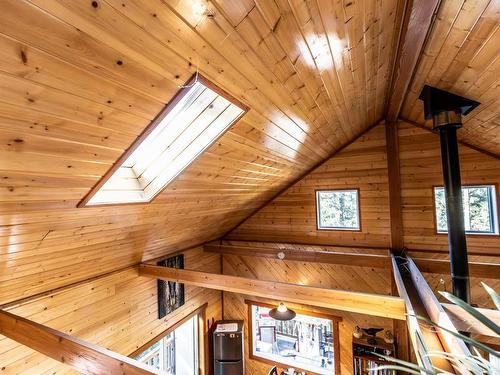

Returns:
84,78,245,206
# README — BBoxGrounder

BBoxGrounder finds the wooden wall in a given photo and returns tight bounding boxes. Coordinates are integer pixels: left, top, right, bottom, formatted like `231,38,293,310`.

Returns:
0,247,222,374
228,120,500,256
227,123,391,248
221,254,394,374
0,0,402,308
399,120,500,255
225,120,500,308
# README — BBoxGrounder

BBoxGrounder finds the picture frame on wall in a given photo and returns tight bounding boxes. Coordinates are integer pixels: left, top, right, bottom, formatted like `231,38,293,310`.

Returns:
157,254,185,319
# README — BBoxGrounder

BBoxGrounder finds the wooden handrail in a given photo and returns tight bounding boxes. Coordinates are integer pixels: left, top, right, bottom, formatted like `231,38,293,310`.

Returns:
391,255,454,373
0,309,158,375
406,258,470,366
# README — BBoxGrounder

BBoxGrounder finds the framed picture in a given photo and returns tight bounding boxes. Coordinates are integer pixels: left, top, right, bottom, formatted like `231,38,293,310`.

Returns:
157,254,185,319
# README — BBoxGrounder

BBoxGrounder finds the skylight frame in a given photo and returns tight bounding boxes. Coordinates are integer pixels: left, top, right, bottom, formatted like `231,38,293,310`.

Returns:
78,74,248,207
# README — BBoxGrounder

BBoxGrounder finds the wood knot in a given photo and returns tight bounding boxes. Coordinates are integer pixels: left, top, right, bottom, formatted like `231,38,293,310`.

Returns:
91,1,98,8
20,50,27,64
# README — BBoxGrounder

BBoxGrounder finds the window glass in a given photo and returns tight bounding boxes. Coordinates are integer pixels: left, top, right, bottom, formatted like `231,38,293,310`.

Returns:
135,315,198,374
434,185,498,234
251,305,336,374
83,77,246,206
316,190,360,230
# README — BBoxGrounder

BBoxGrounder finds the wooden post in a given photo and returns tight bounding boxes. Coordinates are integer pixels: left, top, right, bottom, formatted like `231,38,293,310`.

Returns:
385,120,404,252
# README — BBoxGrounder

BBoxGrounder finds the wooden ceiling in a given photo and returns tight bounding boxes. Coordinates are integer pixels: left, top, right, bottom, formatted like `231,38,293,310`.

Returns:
0,0,498,304
400,0,500,155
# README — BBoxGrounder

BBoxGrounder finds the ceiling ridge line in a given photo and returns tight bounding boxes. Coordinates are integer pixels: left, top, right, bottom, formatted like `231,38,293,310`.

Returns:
218,117,385,241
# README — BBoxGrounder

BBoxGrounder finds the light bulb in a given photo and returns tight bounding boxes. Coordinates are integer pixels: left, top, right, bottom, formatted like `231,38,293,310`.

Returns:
277,303,287,313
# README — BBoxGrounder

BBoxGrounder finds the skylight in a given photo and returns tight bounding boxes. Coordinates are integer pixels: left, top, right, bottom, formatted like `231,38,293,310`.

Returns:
80,76,246,206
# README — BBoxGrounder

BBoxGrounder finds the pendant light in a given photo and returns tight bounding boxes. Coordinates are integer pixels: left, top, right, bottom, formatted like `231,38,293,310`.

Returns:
269,302,296,321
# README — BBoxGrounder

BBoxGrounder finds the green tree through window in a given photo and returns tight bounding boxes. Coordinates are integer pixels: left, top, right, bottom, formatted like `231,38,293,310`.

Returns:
317,190,360,230
434,185,498,234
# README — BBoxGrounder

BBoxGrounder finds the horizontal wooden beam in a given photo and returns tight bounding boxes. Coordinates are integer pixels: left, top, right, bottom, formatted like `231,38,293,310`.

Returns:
413,257,500,279
205,242,500,278
138,264,406,320
204,243,391,268
443,303,500,338
0,309,158,375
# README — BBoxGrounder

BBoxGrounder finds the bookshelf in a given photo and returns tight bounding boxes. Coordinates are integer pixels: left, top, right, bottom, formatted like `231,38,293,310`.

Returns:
352,337,396,375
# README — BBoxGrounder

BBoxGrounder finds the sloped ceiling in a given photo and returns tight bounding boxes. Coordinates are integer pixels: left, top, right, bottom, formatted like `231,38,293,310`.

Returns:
400,0,500,155
0,0,402,303
0,0,498,304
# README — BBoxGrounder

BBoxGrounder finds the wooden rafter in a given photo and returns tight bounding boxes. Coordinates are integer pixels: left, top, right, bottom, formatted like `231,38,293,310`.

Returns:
0,309,158,375
386,0,441,121
138,264,406,320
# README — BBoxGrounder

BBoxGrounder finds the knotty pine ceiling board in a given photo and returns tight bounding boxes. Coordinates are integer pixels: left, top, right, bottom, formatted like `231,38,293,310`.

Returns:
401,0,500,156
0,0,401,303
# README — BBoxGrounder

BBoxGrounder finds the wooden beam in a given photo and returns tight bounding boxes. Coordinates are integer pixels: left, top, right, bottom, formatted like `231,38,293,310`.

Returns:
391,255,454,372
205,242,500,279
138,264,406,320
204,243,391,268
386,0,441,121
443,303,500,338
390,269,411,366
406,258,471,364
413,257,500,280
0,309,158,375
385,121,404,251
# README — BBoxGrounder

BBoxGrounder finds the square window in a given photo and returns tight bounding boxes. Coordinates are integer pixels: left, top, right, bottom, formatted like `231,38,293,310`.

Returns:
434,185,499,235
316,190,360,230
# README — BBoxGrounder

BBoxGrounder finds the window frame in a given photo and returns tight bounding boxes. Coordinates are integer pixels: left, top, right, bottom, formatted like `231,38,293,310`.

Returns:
129,303,207,374
78,74,248,208
315,188,361,231
432,183,500,236
246,300,341,375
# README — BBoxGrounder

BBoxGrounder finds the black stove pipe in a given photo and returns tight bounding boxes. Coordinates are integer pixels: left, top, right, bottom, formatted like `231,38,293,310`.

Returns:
438,125,470,303
419,86,480,304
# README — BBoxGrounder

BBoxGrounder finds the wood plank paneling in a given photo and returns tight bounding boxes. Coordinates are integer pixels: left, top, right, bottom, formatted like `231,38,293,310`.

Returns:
0,0,403,306
401,0,500,156
227,123,392,247
399,120,500,255
221,254,394,374
0,247,222,374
